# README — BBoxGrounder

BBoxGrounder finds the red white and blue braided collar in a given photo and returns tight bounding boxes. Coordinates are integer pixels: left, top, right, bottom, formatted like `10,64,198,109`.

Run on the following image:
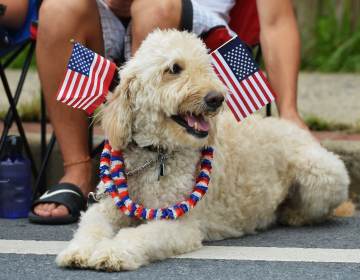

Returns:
99,140,214,220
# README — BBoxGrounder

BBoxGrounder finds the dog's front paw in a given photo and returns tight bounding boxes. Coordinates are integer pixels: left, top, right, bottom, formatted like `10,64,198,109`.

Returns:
88,239,145,271
56,242,94,268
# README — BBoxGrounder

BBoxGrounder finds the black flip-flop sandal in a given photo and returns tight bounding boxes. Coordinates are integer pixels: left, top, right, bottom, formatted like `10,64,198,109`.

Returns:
28,183,86,225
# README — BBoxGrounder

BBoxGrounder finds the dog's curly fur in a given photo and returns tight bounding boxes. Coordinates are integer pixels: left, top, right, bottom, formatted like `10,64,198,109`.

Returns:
56,30,349,271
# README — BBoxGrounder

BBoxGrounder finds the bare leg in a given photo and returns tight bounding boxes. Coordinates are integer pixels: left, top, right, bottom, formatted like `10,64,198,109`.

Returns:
257,0,308,130
130,0,182,54
34,0,104,218
0,0,28,29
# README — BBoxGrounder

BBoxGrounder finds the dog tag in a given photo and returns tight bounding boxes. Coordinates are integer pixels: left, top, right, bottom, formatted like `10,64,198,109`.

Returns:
158,153,166,180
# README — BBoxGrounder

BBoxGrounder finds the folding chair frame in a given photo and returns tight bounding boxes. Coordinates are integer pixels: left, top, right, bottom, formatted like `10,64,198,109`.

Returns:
0,39,39,178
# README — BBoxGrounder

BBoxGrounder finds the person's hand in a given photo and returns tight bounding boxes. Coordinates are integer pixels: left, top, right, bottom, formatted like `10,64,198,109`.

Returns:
106,0,133,18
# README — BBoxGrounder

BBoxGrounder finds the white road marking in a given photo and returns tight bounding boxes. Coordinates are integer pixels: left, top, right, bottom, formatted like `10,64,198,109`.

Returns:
0,240,360,263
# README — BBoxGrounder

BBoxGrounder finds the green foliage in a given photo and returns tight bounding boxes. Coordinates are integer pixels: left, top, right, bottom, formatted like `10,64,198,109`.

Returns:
301,0,360,72
3,46,37,69
305,115,360,133
0,95,41,122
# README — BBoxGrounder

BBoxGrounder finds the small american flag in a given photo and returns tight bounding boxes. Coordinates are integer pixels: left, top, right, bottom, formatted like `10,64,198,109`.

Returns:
56,42,117,114
211,36,275,121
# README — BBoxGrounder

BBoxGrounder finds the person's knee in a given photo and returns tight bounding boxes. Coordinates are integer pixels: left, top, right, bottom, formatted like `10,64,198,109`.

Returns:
39,0,93,37
131,0,181,27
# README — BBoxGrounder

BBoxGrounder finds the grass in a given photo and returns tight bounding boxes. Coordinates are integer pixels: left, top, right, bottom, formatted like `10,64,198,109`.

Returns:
301,0,360,72
0,95,41,122
304,115,360,133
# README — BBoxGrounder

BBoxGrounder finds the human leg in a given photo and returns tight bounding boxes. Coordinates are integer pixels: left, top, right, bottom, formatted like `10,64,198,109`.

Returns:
130,0,182,54
33,0,104,218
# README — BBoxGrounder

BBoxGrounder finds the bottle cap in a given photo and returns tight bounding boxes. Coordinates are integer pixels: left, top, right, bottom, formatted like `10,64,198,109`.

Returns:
3,135,23,158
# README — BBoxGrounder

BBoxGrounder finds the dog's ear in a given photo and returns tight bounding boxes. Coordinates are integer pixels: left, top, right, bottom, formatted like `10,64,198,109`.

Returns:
101,72,135,149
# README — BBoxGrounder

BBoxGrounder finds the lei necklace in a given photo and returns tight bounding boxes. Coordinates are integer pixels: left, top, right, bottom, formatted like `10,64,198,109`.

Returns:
100,140,214,220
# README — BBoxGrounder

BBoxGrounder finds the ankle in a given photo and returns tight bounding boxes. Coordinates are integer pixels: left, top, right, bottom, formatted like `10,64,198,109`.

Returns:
61,160,94,195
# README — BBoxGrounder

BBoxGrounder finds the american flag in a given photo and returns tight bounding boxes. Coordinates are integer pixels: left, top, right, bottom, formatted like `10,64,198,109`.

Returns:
211,36,275,121
56,42,117,114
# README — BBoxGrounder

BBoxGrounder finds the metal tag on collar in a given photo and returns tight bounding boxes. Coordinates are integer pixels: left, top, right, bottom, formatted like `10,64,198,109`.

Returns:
157,148,166,180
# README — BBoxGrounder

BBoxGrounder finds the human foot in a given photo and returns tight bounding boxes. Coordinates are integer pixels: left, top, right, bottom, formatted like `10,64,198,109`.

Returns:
280,111,309,131
33,160,93,218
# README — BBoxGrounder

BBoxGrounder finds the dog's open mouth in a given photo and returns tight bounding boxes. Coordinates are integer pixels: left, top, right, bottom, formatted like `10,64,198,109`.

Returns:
171,113,209,138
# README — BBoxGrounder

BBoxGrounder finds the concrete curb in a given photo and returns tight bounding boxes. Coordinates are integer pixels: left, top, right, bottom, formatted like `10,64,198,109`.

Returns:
24,134,360,200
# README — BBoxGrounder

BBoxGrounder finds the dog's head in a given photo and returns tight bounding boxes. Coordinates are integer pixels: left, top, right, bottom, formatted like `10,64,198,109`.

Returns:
101,29,227,150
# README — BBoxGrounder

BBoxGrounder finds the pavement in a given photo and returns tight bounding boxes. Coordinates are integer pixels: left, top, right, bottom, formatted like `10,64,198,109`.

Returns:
0,214,360,280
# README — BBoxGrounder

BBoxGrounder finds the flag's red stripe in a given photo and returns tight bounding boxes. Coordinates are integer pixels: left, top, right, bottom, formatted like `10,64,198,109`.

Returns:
257,71,272,102
56,70,71,101
72,56,100,108
212,52,253,115
252,73,268,105
69,76,89,106
79,56,107,110
80,57,107,109
85,61,116,114
229,91,246,119
75,56,101,108
241,80,260,111
61,71,76,103
213,63,246,120
77,56,102,109
215,52,254,114
212,56,246,120
213,64,245,122
212,65,224,83
67,74,85,106
258,71,275,101
247,76,265,107
225,99,240,121
66,73,81,104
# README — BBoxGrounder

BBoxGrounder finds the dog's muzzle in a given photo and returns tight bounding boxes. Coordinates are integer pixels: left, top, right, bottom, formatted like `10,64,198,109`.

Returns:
171,91,223,139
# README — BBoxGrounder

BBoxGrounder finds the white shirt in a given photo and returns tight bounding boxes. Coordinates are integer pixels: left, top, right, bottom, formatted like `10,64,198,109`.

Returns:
195,0,236,22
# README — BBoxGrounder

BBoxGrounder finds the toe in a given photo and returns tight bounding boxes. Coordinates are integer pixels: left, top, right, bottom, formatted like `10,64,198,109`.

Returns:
34,203,57,217
51,205,70,217
34,204,51,217
43,203,56,213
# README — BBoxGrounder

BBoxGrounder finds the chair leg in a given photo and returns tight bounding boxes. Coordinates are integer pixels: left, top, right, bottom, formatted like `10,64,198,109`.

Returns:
2,43,29,69
0,63,38,178
33,133,56,200
0,42,35,152
40,92,47,187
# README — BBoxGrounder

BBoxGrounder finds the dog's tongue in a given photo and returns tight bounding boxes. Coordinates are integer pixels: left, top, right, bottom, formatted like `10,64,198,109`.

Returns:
185,115,209,131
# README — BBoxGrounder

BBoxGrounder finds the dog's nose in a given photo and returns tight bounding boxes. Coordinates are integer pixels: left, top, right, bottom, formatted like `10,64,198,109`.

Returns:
204,92,224,110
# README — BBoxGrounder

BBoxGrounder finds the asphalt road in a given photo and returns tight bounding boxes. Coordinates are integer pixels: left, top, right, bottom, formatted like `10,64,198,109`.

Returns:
0,216,359,280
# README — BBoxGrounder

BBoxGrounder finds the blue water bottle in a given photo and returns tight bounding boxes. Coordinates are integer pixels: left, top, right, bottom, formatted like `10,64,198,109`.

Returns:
0,135,32,218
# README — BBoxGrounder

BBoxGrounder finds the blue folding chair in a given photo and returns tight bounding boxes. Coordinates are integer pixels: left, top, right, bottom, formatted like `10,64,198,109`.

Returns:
0,0,43,179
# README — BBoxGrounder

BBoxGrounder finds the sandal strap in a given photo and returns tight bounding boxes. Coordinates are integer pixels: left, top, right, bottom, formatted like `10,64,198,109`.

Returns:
32,183,86,217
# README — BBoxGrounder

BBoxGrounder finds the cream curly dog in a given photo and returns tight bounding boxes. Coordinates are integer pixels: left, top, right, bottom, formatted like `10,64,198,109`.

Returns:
57,30,349,271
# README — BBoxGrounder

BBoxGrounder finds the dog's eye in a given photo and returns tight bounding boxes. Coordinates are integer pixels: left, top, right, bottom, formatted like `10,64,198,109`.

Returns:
168,63,183,75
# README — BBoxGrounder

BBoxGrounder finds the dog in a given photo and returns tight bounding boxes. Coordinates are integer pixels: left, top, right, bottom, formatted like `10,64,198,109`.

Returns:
56,29,349,271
